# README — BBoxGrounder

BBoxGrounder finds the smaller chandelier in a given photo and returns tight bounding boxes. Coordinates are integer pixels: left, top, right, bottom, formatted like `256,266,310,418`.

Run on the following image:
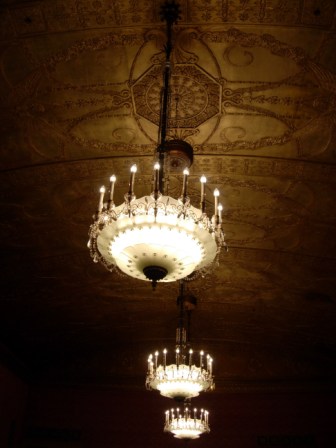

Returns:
146,339,214,400
164,406,210,440
146,281,214,400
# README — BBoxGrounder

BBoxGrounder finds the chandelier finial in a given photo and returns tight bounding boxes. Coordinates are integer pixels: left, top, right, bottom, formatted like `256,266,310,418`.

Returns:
159,0,181,25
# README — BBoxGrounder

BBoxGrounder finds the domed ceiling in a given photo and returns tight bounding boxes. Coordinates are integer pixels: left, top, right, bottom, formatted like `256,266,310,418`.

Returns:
1,0,336,391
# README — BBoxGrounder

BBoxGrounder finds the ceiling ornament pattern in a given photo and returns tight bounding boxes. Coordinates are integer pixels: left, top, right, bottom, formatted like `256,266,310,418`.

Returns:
2,155,336,190
4,0,336,37
1,24,335,163
132,64,221,128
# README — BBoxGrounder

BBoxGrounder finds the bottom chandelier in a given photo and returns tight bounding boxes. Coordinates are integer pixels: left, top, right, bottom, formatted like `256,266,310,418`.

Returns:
164,406,210,439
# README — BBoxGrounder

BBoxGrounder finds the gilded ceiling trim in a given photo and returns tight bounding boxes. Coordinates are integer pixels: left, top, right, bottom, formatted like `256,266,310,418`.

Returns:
3,0,335,38
1,156,336,189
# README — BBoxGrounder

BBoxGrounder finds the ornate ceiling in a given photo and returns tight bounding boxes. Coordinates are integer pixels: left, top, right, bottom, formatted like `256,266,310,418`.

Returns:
1,0,336,392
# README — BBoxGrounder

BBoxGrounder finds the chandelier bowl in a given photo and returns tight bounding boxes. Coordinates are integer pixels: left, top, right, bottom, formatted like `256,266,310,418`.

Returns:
89,194,222,284
147,363,213,400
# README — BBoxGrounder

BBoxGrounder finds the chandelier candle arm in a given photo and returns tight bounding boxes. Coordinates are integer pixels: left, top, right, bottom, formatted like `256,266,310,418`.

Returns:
108,175,116,210
98,186,105,214
128,164,137,199
183,328,186,344
148,354,153,374
153,163,160,198
163,348,167,369
181,168,189,203
200,175,206,213
213,188,219,218
218,203,223,224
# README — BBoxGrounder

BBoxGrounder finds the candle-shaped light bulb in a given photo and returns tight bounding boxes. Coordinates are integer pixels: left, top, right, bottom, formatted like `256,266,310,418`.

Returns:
176,347,180,366
109,175,116,206
189,348,193,366
148,354,153,371
182,168,189,199
153,162,160,193
155,351,159,369
182,328,187,344
163,348,167,369
200,350,204,367
128,164,137,196
213,188,220,217
209,357,213,376
218,203,223,224
98,186,105,212
200,175,207,210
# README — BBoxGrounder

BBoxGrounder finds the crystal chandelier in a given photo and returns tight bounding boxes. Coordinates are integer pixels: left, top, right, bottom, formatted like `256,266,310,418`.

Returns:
164,406,210,440
146,281,214,400
87,0,227,289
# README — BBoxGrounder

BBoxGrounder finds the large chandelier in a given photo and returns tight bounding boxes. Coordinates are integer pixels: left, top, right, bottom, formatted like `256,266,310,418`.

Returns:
164,406,210,440
146,282,214,401
87,0,227,289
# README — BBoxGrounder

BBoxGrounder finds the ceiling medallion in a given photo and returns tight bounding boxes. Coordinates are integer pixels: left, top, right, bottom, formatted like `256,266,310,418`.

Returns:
132,64,221,129
87,0,227,289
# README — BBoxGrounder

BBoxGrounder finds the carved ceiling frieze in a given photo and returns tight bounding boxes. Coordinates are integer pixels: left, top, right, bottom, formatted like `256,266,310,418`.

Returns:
132,64,221,128
3,0,335,38
1,24,335,164
2,156,335,191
